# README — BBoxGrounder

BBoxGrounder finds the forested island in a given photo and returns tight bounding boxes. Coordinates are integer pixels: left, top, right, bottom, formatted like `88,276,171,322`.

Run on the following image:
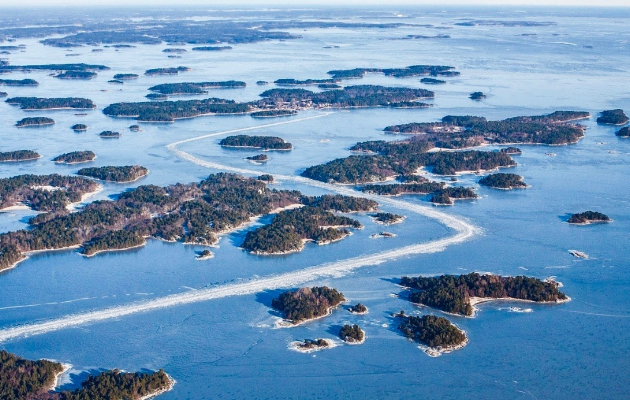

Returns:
500,146,522,154
274,78,340,86
53,70,97,79
146,93,168,100
360,181,444,196
145,66,190,75
129,125,141,132
241,195,376,254
71,123,88,131
258,85,434,109
6,97,96,110
163,48,187,53
318,83,342,89
398,315,467,352
197,249,214,260
16,117,55,127
0,173,99,212
246,154,268,162
348,303,368,314
303,138,515,183
0,63,109,73
99,130,121,138
596,109,628,125
0,173,372,270
77,165,148,182
220,135,292,150
371,212,404,225
251,110,297,118
384,111,590,147
339,324,365,343
616,127,630,137
567,211,611,225
0,92,6,97
148,81,246,95
420,78,446,84
113,73,139,80
326,65,458,79
192,46,233,51
400,272,568,316
271,286,345,324
103,98,251,121
478,173,527,189
293,339,330,352
0,78,38,86
430,187,478,205
0,150,40,162
53,150,96,164
469,91,486,100
0,350,173,400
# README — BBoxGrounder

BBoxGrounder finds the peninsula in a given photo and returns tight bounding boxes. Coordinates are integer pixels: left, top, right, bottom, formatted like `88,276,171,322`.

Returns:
148,81,246,95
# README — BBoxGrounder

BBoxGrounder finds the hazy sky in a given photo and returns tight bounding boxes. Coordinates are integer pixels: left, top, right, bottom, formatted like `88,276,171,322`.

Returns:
7,0,630,6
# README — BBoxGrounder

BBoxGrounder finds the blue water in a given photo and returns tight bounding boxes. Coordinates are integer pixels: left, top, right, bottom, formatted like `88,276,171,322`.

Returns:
0,6,629,399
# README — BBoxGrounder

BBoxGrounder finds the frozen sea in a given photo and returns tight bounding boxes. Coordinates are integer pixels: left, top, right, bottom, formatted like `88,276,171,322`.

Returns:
0,6,628,399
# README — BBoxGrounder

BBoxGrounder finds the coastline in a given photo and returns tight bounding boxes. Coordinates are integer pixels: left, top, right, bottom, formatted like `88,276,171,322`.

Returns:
419,335,469,357
47,362,72,392
65,184,104,211
81,241,147,258
288,338,336,353
274,303,342,328
138,374,176,400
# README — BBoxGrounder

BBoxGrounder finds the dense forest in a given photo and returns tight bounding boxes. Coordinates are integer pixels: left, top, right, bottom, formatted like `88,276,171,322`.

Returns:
302,141,515,183
251,110,297,118
0,352,173,400
0,350,64,400
77,165,148,182
241,194,376,254
371,212,404,225
430,187,478,205
384,111,589,147
0,78,38,86
360,182,444,196
567,211,611,224
398,315,467,349
258,85,434,108
326,65,458,79
271,286,345,323
0,173,98,212
113,73,138,80
0,150,41,161
500,146,522,154
0,173,305,270
70,123,88,131
82,230,146,256
246,154,268,161
53,71,97,79
339,324,365,343
420,78,446,84
0,63,109,73
6,97,96,110
616,127,630,137
16,117,55,127
99,131,120,138
52,151,96,164
401,272,568,316
145,66,190,75
478,173,527,189
596,109,628,125
220,135,292,150
103,98,251,122
348,303,368,314
149,81,246,94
